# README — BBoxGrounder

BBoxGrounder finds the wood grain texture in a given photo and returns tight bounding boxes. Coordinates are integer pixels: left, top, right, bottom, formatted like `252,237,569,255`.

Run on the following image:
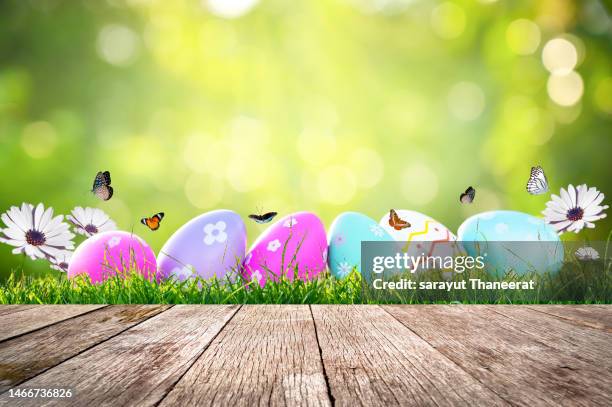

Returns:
311,305,507,407
0,305,39,317
487,306,612,364
159,305,331,407
385,305,612,407
527,305,612,332
0,305,240,407
0,305,170,393
0,305,105,342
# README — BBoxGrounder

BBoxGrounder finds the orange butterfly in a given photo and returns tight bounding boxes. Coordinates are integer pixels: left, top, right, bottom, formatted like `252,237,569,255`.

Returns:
388,209,411,231
141,212,165,231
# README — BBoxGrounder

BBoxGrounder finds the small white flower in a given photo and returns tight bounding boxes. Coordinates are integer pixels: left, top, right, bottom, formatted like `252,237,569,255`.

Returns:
283,217,298,228
0,203,74,260
267,239,281,252
203,221,228,245
67,206,117,237
251,269,263,283
172,264,195,281
244,252,253,265
107,236,122,248
50,251,72,272
543,184,608,234
370,224,384,237
336,262,353,278
322,248,328,262
575,247,600,261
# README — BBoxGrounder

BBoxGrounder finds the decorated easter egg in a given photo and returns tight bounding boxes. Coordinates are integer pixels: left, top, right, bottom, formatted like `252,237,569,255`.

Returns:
379,210,462,274
327,212,393,279
458,210,563,276
68,231,157,284
157,210,246,282
243,212,327,287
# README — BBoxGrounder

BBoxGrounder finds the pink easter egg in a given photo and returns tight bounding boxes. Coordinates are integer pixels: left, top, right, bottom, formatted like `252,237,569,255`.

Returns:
242,212,327,287
68,231,159,284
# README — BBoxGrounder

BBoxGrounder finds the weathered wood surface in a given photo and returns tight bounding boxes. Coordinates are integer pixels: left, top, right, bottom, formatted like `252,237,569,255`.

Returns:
160,305,331,407
0,305,104,342
527,305,612,332
312,305,507,406
0,305,170,393
0,305,240,407
0,305,610,407
384,305,612,406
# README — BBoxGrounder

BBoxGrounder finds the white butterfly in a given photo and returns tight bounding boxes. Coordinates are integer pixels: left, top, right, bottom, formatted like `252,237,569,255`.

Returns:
526,166,549,195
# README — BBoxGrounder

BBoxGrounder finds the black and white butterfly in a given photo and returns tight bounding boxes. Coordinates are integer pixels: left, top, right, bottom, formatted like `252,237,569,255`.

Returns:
92,171,113,201
248,211,278,224
526,166,549,195
460,186,476,204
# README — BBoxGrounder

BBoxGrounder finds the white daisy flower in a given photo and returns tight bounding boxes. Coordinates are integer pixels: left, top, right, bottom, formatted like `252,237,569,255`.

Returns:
50,251,72,272
67,207,117,237
575,246,600,261
203,221,228,245
336,262,353,278
0,203,74,260
542,184,608,234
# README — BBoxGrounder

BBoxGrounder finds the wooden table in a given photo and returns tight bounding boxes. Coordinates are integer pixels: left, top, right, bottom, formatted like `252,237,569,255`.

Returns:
0,305,610,406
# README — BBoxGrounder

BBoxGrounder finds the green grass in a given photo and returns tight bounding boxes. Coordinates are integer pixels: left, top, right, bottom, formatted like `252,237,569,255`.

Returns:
0,258,609,304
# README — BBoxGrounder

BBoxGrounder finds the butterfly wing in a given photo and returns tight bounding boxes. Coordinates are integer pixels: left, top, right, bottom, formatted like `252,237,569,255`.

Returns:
389,209,411,230
248,212,277,224
92,171,113,201
460,186,475,204
94,185,113,201
526,166,549,195
142,213,164,231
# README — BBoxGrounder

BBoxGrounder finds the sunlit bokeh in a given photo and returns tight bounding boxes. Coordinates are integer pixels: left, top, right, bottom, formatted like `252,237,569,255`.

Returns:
0,0,610,276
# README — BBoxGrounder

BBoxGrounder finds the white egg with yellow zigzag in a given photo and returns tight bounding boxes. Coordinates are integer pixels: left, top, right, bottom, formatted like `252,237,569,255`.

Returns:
379,210,463,275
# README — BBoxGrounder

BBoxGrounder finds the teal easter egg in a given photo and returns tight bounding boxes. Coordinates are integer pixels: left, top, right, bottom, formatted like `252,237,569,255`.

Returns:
327,212,393,279
457,210,564,277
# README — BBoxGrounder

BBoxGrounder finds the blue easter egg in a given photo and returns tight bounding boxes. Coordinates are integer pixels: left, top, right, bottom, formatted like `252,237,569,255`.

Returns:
457,210,564,276
327,212,393,279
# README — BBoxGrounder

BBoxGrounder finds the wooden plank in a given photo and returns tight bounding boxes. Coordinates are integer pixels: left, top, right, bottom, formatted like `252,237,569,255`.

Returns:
487,306,612,364
526,305,612,332
0,305,39,317
385,305,612,406
0,305,105,342
0,305,171,393
311,305,507,407
0,305,239,407
159,305,330,407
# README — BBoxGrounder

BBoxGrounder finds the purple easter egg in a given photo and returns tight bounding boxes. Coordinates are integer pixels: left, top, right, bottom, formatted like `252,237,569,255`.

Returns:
157,210,246,282
68,231,158,284
243,212,327,287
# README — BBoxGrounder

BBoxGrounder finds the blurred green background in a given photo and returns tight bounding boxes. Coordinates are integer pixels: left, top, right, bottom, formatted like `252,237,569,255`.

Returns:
0,0,611,278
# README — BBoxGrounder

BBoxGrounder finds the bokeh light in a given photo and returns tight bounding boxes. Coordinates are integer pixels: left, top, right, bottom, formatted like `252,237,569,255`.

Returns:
430,2,466,39
542,38,577,75
97,24,139,66
205,0,260,19
506,19,541,55
547,71,584,106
